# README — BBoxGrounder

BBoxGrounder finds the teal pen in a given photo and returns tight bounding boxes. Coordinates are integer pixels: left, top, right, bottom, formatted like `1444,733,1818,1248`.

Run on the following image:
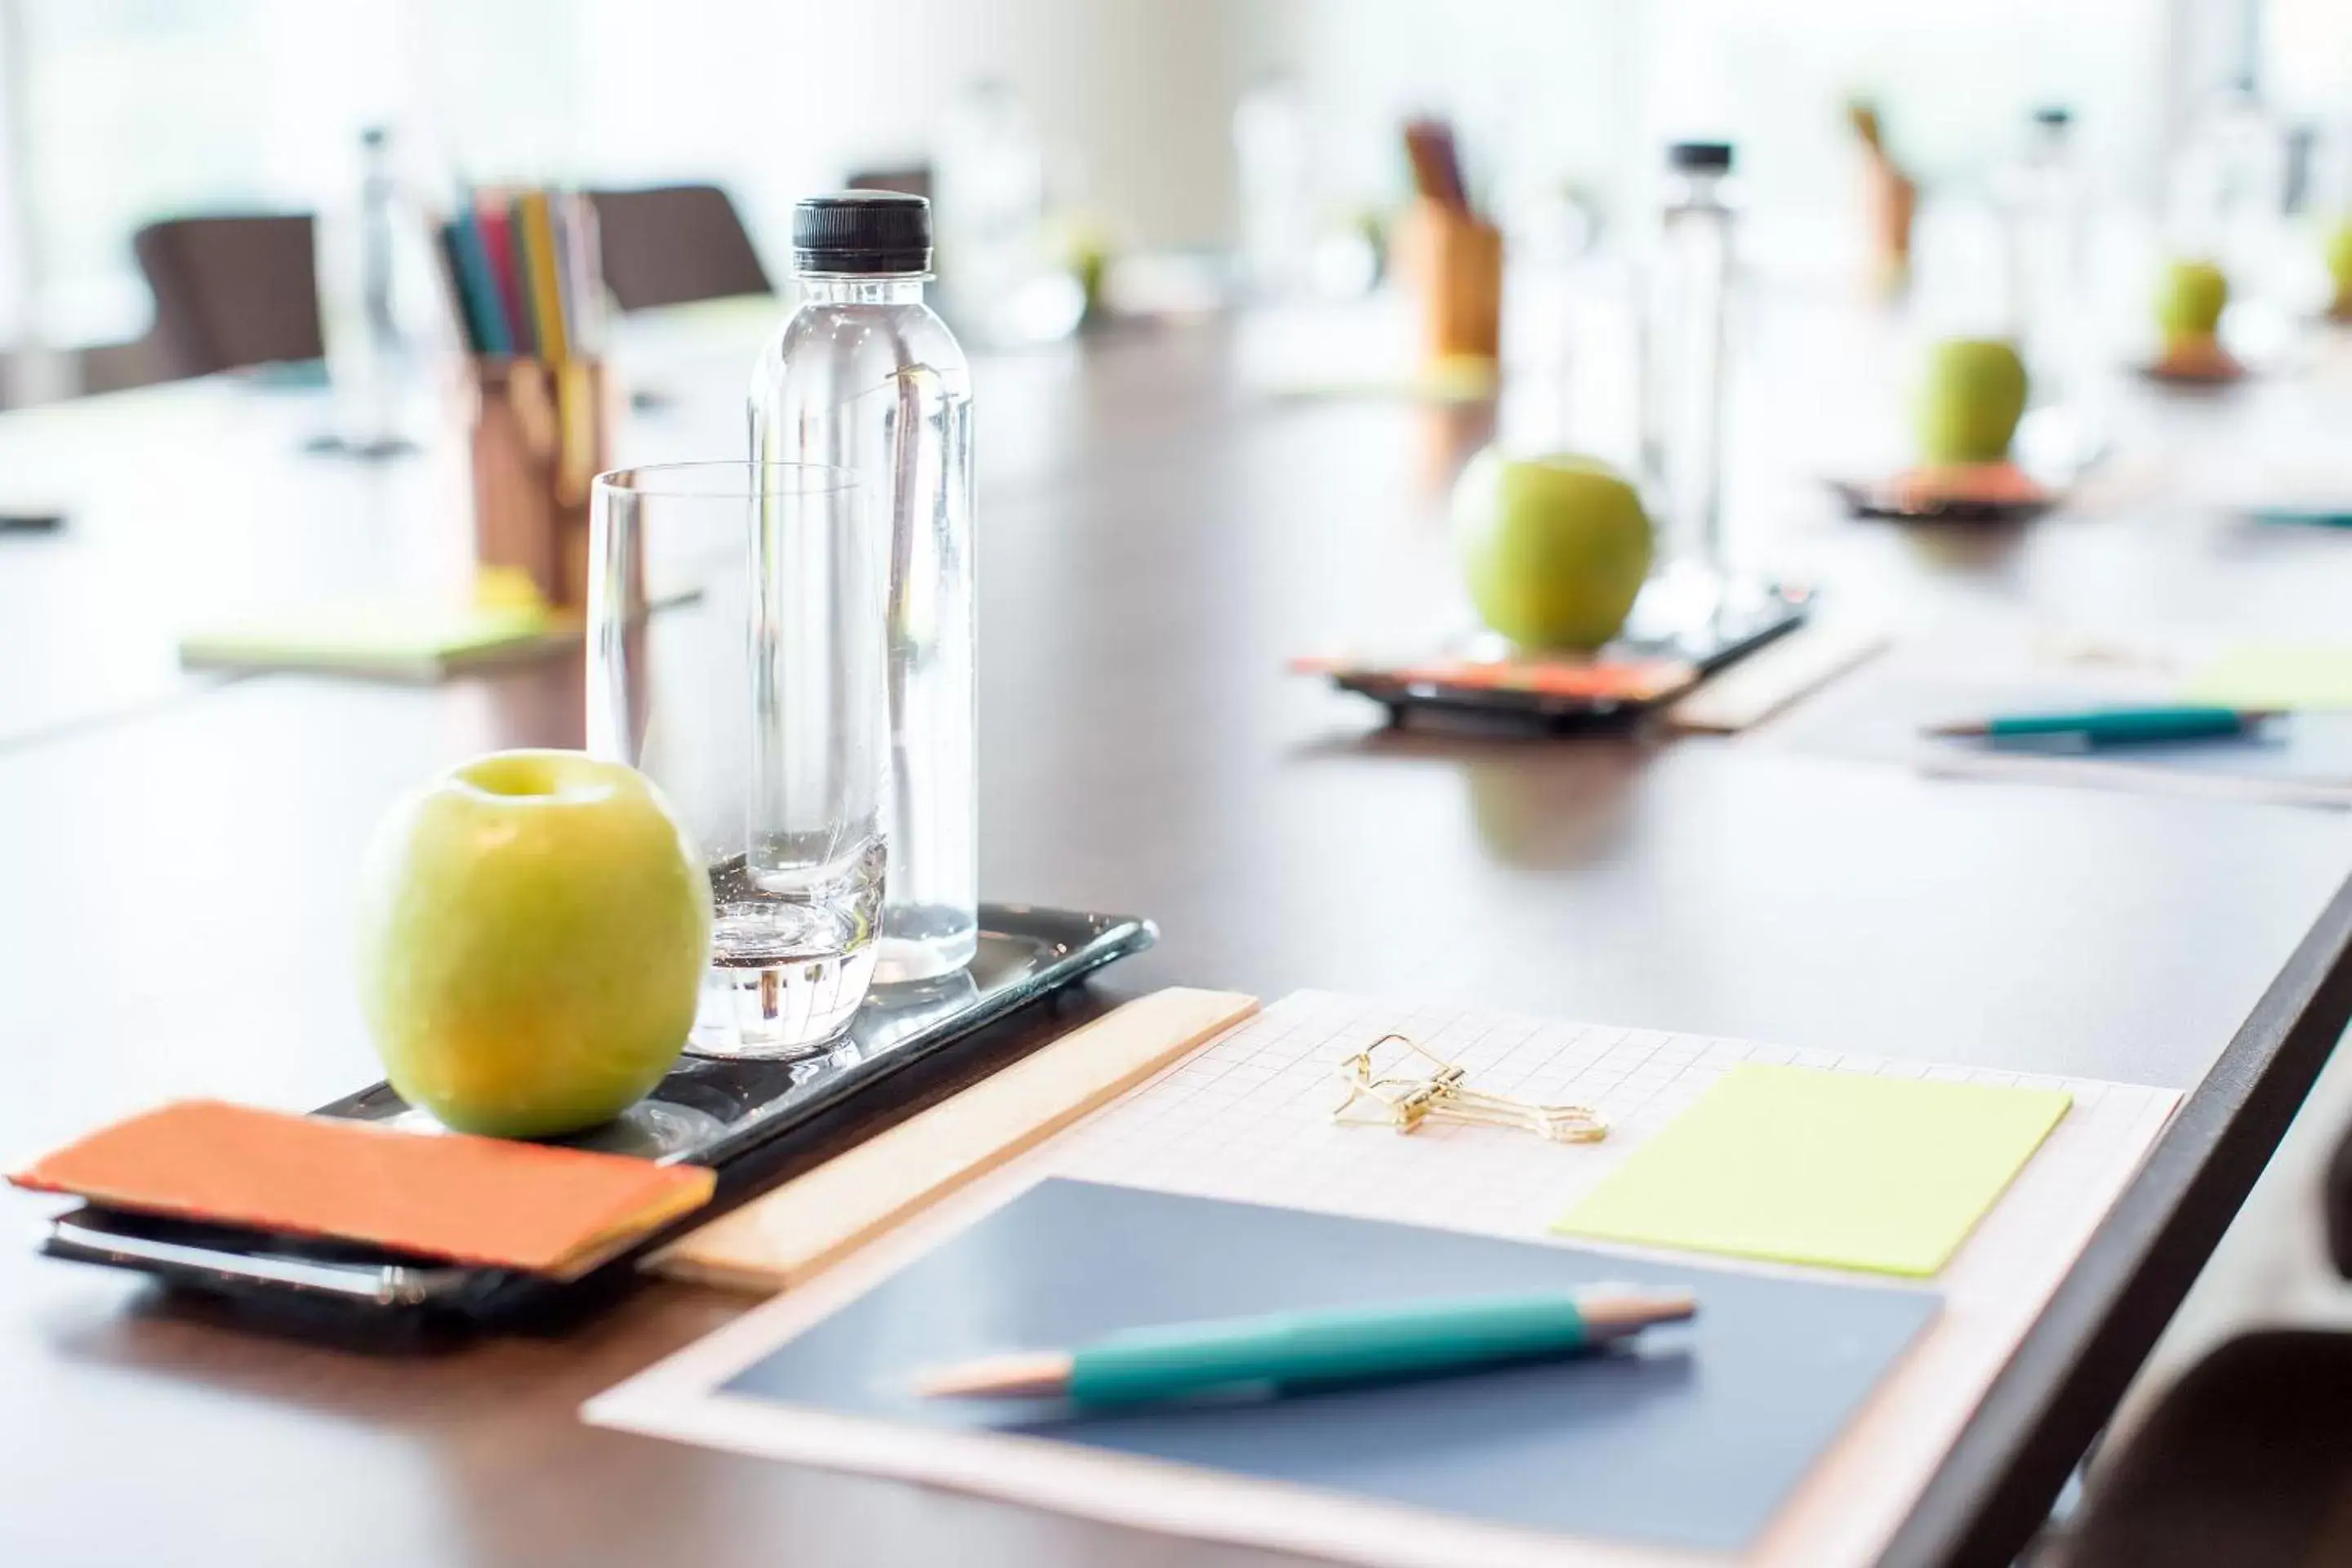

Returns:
1926,706,2279,746
911,1287,1697,1405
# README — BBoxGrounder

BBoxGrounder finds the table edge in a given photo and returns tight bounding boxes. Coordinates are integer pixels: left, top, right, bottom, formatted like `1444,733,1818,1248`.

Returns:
1878,865,2352,1567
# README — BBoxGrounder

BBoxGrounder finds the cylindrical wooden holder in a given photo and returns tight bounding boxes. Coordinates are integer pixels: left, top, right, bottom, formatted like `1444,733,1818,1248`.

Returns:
470,357,611,612
1397,198,1504,365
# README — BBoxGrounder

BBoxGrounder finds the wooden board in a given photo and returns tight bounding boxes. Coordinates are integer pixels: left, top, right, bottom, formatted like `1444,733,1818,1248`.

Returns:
651,987,1260,1293
1669,617,1889,733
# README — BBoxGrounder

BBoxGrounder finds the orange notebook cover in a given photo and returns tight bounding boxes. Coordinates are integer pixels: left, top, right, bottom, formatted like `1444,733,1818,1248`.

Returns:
9,1100,714,1276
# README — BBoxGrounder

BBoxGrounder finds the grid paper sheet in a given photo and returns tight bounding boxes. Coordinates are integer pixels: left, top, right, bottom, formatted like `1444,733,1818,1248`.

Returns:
1049,991,2171,1263
589,991,2182,1568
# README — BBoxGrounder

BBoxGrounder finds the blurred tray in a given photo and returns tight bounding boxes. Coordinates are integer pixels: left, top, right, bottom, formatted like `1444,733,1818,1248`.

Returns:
1828,478,2056,526
1309,579,1813,733
41,902,1154,1337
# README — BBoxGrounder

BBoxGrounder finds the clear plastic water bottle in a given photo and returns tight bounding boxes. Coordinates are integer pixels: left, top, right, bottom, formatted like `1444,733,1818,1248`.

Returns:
1998,108,2085,372
933,79,1048,337
1998,106,2101,471
751,192,978,983
1638,141,1735,595
2170,75,2290,283
314,126,411,456
1233,72,1314,298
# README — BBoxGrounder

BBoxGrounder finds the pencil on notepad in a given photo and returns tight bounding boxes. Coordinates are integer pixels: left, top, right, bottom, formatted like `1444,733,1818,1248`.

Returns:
912,1286,1696,1405
1925,706,2279,744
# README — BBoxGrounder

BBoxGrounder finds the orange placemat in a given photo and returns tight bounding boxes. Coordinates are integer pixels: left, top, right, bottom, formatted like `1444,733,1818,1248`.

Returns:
11,1100,713,1276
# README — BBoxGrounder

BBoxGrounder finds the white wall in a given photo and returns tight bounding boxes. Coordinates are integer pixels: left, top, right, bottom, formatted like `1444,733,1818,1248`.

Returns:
417,0,1249,259
7,0,2346,349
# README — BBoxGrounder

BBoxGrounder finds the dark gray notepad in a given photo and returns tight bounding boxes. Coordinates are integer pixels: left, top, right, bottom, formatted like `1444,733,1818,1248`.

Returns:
721,1178,1939,1552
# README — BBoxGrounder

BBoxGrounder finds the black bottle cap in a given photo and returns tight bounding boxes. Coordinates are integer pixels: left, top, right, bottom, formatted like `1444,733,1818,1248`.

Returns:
792,191,932,275
1667,141,1735,174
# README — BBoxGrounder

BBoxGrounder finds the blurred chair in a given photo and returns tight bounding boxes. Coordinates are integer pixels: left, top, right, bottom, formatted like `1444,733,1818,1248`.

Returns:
586,185,772,310
2054,1330,2352,1567
131,214,322,380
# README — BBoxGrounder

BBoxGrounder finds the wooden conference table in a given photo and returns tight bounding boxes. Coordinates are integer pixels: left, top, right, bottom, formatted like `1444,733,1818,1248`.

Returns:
7,293,2352,1567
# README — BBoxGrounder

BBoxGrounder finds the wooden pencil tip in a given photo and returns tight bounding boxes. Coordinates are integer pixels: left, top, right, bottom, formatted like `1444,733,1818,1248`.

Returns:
1579,1287,1699,1336
911,1350,1075,1400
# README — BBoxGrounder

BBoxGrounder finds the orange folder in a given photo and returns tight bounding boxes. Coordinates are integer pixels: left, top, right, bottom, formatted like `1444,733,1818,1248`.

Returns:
11,1100,714,1276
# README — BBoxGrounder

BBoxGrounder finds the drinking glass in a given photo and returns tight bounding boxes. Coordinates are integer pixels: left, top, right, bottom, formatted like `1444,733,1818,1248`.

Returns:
588,461,884,1058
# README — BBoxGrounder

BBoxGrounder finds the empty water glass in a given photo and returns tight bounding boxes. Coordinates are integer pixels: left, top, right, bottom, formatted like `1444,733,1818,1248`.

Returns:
587,461,885,1058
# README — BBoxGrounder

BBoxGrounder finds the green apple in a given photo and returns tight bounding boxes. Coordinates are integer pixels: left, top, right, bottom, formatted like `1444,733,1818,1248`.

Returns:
2326,220,2352,319
1914,337,2028,465
356,751,711,1138
2155,258,2229,343
1454,450,1652,652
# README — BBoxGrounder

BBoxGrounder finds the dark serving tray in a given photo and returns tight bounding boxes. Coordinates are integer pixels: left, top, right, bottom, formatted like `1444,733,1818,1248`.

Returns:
1828,478,2057,526
1328,579,1812,733
42,903,1154,1337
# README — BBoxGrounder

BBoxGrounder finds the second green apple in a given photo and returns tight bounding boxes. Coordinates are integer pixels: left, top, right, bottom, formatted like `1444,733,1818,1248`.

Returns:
2154,258,2229,345
1915,338,2029,466
1454,450,1652,652
2323,223,2352,319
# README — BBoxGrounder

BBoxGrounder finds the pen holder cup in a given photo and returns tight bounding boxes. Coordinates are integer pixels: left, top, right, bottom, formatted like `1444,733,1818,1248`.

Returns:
470,356,611,611
1397,198,1503,366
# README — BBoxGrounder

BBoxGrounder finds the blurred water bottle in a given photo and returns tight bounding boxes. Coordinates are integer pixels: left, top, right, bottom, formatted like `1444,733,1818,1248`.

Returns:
751,193,978,983
1638,141,1735,592
314,126,423,456
2170,76,2290,283
1998,108,2086,381
1234,72,1314,298
934,80,1051,341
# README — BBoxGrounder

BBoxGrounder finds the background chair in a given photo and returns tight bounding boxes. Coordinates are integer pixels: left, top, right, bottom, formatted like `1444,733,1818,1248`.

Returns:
131,214,322,380
2053,1330,2352,1567
586,185,772,311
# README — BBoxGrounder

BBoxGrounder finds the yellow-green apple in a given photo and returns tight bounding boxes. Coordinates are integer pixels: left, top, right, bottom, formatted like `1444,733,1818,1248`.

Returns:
356,751,711,1138
1914,338,2029,465
1454,450,1652,652
2155,258,2229,345
2326,220,2352,321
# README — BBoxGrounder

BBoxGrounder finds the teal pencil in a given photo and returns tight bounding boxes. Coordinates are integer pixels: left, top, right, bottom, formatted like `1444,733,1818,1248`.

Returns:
913,1286,1696,1405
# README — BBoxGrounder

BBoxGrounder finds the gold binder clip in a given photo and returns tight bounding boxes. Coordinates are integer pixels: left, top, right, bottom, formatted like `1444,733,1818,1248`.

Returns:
1334,1033,1606,1143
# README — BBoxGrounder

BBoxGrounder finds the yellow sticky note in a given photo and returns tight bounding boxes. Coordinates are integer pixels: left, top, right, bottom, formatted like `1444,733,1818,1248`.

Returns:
1555,1065,2070,1277
2180,644,2352,711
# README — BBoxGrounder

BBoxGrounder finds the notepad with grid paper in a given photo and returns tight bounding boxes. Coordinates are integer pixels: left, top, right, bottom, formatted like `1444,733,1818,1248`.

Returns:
591,991,2181,1568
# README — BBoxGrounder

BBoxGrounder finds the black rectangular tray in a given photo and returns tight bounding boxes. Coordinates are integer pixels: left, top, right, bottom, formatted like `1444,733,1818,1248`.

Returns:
41,902,1153,1337
1330,579,1812,733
